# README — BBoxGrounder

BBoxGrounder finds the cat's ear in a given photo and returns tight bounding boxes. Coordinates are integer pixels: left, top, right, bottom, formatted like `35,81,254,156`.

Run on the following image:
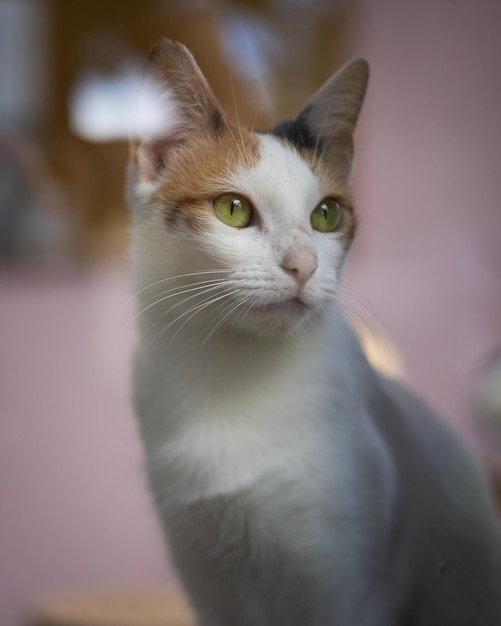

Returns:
295,58,369,179
130,39,225,183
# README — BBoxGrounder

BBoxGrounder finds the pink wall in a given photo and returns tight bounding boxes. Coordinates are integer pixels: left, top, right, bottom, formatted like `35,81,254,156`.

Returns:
2,2,501,625
346,0,501,432
0,271,170,625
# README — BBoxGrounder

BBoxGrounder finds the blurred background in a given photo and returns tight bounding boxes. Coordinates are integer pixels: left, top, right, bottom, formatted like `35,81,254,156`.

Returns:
1,0,501,624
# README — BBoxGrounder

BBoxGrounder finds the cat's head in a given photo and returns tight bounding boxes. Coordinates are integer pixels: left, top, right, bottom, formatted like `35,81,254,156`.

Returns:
128,40,368,341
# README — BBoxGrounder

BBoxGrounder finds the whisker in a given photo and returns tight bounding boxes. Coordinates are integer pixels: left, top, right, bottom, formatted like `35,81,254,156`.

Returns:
201,292,255,347
310,97,354,172
205,69,248,168
336,284,385,328
142,284,243,352
133,278,239,322
237,293,260,329
249,103,264,134
123,269,231,311
143,296,215,351
163,289,244,351
227,66,252,170
139,283,232,338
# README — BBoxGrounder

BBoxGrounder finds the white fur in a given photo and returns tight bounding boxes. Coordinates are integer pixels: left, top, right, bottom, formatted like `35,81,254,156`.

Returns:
131,134,358,503
130,134,347,342
130,119,501,626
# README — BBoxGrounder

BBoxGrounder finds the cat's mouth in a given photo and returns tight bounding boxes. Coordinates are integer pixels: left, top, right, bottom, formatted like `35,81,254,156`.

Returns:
251,296,307,317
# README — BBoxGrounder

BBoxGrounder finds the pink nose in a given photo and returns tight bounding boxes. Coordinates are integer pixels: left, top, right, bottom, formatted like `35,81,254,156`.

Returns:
280,249,318,287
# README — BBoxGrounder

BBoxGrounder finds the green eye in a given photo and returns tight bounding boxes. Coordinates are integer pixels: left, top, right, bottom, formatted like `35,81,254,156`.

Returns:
213,194,253,228
310,198,343,233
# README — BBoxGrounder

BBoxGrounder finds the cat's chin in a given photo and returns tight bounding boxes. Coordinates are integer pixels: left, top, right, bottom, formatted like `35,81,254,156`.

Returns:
253,296,306,317
237,297,318,336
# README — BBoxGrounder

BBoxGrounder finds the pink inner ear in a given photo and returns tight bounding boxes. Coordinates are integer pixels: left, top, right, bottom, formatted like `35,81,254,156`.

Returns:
136,136,184,182
130,42,226,184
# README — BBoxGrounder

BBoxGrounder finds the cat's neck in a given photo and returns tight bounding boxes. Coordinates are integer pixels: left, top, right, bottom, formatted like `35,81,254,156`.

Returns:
134,301,375,505
137,303,334,375
136,301,362,425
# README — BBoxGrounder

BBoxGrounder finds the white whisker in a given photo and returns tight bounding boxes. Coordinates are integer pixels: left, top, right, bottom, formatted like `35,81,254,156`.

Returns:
227,67,252,171
132,279,229,324
163,288,244,351
140,283,232,341
123,269,231,311
201,292,255,347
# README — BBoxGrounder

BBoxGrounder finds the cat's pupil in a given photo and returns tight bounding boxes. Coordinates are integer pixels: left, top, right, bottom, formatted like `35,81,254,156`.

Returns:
230,200,240,215
321,205,328,220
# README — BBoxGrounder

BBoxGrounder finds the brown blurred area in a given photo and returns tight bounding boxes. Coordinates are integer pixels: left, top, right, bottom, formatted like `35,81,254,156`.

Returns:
1,4,359,625
7,0,353,263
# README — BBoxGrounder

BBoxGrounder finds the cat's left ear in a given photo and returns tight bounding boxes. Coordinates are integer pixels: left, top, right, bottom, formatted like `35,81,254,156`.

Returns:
130,39,225,183
287,58,369,179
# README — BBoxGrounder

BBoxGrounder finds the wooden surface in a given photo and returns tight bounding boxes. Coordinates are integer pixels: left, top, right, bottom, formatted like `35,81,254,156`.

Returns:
29,584,194,626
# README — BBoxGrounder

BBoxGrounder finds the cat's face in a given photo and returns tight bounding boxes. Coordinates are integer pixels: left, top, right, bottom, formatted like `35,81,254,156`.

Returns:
128,41,368,341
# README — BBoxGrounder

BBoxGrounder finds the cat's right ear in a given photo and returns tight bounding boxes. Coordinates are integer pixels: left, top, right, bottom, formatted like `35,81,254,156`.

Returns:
290,58,369,180
129,39,224,183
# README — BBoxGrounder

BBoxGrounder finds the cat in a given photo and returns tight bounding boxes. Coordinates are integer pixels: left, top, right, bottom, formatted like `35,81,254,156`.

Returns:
127,39,501,626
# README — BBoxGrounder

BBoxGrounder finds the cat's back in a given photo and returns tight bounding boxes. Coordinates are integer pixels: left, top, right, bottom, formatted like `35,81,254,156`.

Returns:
371,374,501,624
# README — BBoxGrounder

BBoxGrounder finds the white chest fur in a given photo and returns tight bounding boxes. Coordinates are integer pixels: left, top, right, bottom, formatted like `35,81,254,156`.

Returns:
134,319,383,508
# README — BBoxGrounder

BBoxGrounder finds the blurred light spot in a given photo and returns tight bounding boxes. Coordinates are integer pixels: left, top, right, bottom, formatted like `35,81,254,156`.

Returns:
218,11,279,82
69,63,175,142
350,313,406,379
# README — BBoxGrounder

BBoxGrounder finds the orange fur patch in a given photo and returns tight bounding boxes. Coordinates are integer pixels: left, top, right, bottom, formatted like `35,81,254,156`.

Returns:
150,127,356,246
151,127,260,234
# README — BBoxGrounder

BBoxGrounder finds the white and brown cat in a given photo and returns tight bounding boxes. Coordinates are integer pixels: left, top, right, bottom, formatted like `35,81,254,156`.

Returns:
127,40,501,625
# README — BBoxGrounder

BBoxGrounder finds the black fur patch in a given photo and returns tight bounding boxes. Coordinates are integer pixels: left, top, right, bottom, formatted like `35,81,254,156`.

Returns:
268,108,321,152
